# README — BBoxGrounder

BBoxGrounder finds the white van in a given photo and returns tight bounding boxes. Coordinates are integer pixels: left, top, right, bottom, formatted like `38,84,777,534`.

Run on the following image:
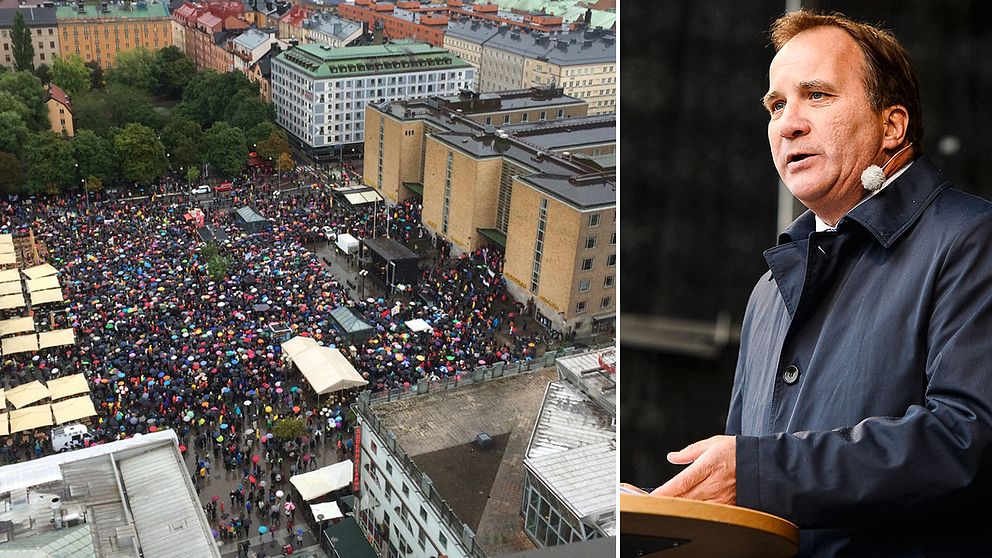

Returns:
51,424,92,452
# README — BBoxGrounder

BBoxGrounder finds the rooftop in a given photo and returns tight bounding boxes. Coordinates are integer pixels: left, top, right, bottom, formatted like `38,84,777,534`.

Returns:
0,6,56,27
302,12,362,40
56,1,170,20
443,87,585,114
0,430,219,558
486,0,615,29
232,26,273,50
373,94,615,209
445,19,615,65
275,40,471,79
370,367,559,555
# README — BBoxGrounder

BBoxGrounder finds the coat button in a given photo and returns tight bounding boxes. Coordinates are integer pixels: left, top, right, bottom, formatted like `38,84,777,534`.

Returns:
782,365,800,384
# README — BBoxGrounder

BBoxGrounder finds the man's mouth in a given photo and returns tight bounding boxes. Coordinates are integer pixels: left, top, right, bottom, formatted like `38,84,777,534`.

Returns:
786,153,815,164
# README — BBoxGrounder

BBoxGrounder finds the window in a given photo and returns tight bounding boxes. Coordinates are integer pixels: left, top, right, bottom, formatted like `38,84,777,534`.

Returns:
386,461,393,474
604,275,614,288
607,254,616,267
576,301,587,314
557,108,564,118
579,280,590,293
439,532,447,549
521,112,528,122
370,440,378,453
420,506,427,521
584,236,597,250
418,526,427,550
610,231,616,245
402,483,409,496
589,214,600,227
503,114,510,124
485,116,492,125
539,110,546,121
601,296,612,308
581,258,593,271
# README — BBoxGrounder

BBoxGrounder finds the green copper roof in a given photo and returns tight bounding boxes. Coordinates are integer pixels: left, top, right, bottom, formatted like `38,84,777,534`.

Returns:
56,1,170,20
275,40,472,79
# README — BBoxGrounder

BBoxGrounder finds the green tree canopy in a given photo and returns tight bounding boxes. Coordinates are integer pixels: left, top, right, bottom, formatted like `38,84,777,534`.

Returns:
224,90,273,132
52,55,92,98
177,70,259,128
0,111,30,155
0,92,32,129
33,64,50,85
0,152,24,194
107,83,163,130
271,417,307,441
114,123,167,184
22,131,74,194
160,115,203,170
0,72,48,130
11,12,34,72
84,61,104,90
71,90,112,137
107,48,157,93
73,129,116,183
152,46,196,98
247,121,279,150
255,127,291,161
203,122,247,178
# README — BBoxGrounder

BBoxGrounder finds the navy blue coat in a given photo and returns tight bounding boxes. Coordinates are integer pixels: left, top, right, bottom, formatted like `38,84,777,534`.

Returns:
728,158,992,557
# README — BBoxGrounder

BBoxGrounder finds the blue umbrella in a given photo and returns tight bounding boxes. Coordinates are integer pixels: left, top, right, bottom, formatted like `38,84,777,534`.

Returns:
258,526,268,535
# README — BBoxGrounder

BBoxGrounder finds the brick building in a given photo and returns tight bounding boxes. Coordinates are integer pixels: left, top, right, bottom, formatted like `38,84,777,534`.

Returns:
338,0,448,47
364,89,615,335
171,1,248,72
57,0,172,69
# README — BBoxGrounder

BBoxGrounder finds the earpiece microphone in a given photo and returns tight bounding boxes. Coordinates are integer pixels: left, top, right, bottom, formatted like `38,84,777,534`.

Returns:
861,142,914,192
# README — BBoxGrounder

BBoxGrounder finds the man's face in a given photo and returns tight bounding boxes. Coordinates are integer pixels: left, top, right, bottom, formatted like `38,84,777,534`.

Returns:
764,26,885,219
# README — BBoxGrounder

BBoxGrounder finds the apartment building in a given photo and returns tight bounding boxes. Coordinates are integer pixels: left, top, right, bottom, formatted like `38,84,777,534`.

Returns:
0,6,58,69
57,0,172,69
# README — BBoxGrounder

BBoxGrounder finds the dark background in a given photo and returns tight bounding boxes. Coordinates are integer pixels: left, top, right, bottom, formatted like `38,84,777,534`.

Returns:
620,0,992,488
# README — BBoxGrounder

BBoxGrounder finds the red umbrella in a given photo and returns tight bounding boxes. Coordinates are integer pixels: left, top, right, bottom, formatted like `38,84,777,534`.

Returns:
252,455,260,464
249,475,257,484
179,444,187,453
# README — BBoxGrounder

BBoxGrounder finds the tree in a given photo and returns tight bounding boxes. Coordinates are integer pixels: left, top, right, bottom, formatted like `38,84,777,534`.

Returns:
276,152,294,184
160,115,203,170
186,165,200,184
272,417,307,441
224,90,273,132
22,132,74,194
107,84,163,130
33,64,50,85
84,61,104,90
73,129,115,182
0,72,47,130
114,123,167,184
255,127,290,161
83,174,103,194
107,48,157,93
71,90,112,136
0,152,24,194
203,122,247,177
177,70,259,127
52,55,92,98
10,12,34,72
247,121,279,150
152,46,196,98
0,111,29,155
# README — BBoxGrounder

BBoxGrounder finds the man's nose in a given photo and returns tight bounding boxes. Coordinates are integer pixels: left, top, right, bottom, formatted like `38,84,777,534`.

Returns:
777,104,810,139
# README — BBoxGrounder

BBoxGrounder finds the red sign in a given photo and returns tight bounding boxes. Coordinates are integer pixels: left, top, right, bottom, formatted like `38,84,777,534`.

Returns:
353,425,362,493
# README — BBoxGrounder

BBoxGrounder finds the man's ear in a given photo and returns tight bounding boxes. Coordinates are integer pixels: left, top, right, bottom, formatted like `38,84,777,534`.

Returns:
881,105,910,151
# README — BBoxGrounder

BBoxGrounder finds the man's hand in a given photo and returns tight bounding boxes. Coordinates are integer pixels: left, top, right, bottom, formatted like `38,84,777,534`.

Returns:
651,435,737,505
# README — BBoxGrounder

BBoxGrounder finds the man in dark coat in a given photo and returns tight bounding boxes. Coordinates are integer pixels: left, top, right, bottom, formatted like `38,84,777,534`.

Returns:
652,10,992,557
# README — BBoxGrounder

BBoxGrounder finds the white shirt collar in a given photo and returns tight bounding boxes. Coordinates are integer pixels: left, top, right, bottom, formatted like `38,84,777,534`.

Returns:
814,161,915,232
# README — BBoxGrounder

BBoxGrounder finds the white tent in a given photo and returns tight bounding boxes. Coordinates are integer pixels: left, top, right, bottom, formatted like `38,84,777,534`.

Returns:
404,318,433,333
0,282,21,296
0,269,19,283
0,293,25,310
22,263,58,280
26,276,60,292
9,404,53,433
335,233,360,255
39,329,75,349
290,460,353,501
343,190,382,206
47,374,90,400
30,288,64,305
51,395,97,424
2,333,38,355
281,337,367,395
5,380,49,408
0,317,34,337
310,501,343,522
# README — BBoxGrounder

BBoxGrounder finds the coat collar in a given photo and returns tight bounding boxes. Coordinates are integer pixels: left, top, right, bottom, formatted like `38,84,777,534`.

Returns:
777,157,950,248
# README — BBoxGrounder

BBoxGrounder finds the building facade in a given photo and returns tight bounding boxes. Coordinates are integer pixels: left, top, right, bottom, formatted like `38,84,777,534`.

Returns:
444,20,616,115
0,6,58,69
338,0,448,47
172,1,249,71
301,12,362,47
229,26,282,73
57,1,172,69
45,82,73,136
363,91,614,336
271,40,473,159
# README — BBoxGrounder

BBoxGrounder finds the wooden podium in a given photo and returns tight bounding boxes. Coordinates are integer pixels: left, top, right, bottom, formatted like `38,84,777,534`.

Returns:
620,493,798,557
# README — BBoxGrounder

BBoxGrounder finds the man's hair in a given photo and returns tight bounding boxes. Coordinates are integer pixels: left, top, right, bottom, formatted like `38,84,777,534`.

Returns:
770,10,924,155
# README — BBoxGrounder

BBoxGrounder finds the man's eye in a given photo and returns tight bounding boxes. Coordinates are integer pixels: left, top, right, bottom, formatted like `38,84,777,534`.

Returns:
810,92,825,100
772,100,785,112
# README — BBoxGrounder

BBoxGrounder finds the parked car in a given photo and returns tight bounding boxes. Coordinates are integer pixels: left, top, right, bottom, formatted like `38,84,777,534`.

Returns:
191,185,211,195
215,182,234,192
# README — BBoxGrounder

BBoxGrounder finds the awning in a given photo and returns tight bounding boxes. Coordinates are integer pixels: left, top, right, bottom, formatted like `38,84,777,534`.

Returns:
0,269,20,283
0,389,5,408
2,333,38,355
0,317,34,337
322,517,377,558
404,318,433,333
26,276,60,292
5,381,49,408
343,190,382,205
0,253,15,266
39,328,75,349
0,293,26,310
290,459,353,501
310,501,343,522
477,228,507,247
0,413,8,436
22,263,58,279
51,395,97,424
402,182,424,196
0,282,23,296
47,374,89,400
282,335,319,360
30,288,64,305
9,404,53,433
